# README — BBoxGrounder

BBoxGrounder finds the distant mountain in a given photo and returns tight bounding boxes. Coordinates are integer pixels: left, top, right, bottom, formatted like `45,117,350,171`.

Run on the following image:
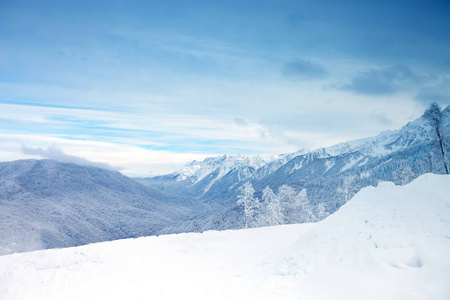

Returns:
136,153,279,201
257,104,449,201
137,150,308,201
0,159,202,255
144,104,450,232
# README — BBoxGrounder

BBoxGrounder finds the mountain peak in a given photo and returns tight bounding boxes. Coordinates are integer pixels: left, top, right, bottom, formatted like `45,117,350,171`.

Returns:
171,153,274,183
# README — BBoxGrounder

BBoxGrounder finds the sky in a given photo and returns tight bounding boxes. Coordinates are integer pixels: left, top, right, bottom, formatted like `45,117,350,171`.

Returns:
1,0,450,176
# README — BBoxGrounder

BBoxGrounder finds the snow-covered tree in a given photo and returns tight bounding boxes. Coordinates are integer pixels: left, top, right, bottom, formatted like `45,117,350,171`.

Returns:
259,186,283,226
276,185,315,224
424,102,442,128
277,184,297,223
394,166,415,185
236,182,259,228
424,102,448,174
314,202,329,221
292,189,315,223
339,175,357,202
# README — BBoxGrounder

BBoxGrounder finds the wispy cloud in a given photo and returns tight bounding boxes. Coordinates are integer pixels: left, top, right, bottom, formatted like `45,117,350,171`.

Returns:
258,120,309,149
0,102,307,154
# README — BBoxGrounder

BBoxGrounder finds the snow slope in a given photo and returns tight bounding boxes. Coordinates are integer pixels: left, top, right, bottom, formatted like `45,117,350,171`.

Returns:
276,173,450,299
1,174,449,300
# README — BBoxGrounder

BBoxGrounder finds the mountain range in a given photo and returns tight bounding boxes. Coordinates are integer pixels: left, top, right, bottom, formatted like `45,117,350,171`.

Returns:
140,104,450,231
0,104,449,254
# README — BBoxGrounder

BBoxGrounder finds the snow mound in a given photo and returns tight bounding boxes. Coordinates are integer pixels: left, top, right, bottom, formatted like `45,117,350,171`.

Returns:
276,173,450,299
1,174,449,299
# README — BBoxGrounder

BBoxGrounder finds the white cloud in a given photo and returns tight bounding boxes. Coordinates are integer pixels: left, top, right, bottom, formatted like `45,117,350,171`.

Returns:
21,145,114,170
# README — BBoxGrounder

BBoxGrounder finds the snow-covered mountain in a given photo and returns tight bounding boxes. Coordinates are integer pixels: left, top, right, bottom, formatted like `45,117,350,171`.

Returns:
0,159,202,255
137,153,281,201
149,105,448,194
257,104,449,197
1,104,449,254
144,104,450,231
173,154,275,183
2,173,449,299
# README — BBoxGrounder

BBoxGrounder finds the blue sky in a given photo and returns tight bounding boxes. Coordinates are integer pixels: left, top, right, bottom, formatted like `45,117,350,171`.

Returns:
1,0,450,176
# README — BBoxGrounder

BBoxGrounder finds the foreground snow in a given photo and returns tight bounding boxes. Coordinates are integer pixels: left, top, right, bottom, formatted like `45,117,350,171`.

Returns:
1,174,450,299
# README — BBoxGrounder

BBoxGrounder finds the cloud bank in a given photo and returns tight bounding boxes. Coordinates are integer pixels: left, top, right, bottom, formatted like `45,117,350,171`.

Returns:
21,145,115,171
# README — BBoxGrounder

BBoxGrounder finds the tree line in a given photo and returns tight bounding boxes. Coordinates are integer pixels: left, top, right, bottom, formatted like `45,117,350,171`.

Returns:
237,182,328,228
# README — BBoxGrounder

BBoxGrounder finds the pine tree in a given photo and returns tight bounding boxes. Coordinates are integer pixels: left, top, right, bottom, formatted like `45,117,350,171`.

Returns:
394,166,415,185
424,102,442,128
424,102,449,174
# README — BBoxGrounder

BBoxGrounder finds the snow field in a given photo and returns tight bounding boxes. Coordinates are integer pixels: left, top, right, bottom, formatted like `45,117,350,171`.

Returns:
0,224,315,299
1,173,450,299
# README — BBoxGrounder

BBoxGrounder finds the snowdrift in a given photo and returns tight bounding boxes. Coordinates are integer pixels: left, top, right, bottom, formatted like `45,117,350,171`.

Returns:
1,173,449,299
276,173,450,299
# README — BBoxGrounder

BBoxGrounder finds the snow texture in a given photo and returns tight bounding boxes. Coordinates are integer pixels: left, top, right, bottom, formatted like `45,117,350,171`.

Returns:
1,173,449,299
